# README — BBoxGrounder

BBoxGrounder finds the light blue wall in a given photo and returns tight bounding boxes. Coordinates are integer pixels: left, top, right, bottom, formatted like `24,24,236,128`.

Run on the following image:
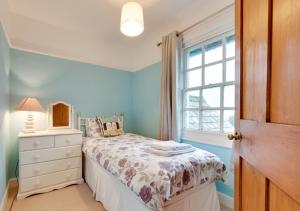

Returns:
131,63,161,139
132,62,234,198
9,49,133,177
0,24,10,201
3,40,233,198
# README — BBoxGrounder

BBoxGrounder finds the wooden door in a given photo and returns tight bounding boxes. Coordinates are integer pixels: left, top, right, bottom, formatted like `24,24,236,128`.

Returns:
235,0,300,210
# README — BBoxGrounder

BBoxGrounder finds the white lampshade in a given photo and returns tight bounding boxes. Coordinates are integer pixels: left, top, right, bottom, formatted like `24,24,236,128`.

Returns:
120,2,144,37
16,97,44,133
16,97,44,112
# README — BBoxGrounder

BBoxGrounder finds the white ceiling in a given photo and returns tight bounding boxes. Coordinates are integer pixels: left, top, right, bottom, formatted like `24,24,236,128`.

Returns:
1,0,233,71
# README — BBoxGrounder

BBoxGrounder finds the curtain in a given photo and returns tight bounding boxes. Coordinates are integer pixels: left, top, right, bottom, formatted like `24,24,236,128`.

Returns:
159,31,182,141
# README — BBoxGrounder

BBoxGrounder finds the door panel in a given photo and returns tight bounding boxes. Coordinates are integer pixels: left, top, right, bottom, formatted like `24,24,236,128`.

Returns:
242,0,269,121
235,0,300,210
271,0,300,125
269,181,300,211
241,161,266,211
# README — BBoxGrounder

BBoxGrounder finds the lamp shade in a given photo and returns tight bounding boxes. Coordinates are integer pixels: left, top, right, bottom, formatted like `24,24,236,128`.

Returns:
16,97,44,112
120,2,144,37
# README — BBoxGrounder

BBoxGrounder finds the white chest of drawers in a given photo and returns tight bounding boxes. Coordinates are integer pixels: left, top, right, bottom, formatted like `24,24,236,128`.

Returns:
17,130,84,199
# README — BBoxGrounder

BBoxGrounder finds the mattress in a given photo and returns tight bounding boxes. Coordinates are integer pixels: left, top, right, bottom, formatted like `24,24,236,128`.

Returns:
83,133,227,210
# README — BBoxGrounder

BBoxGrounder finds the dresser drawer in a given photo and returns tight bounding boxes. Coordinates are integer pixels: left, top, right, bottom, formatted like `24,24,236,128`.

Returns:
19,168,82,193
19,157,82,178
19,136,54,151
19,145,82,165
55,134,82,147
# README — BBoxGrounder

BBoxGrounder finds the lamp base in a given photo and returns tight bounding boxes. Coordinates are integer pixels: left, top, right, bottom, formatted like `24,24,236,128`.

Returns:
22,129,35,133
23,112,36,133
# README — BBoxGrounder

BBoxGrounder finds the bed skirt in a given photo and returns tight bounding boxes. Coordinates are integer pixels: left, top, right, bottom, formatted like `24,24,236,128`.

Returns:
84,154,221,211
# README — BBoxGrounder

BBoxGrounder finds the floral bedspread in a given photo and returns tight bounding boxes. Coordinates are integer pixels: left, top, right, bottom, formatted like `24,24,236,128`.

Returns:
82,133,227,211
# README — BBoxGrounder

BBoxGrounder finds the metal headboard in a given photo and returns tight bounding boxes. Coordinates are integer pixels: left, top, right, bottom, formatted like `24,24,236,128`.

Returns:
76,112,124,137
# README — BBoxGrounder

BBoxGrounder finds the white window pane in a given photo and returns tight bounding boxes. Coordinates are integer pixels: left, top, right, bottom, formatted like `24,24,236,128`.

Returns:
188,48,202,69
226,35,235,58
226,60,235,82
204,40,223,64
185,90,200,108
187,69,202,88
224,85,235,107
223,110,235,132
202,110,220,132
202,87,220,107
184,111,199,129
205,63,223,85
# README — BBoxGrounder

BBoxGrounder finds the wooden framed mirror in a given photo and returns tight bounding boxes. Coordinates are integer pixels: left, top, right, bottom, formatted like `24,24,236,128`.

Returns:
49,101,73,129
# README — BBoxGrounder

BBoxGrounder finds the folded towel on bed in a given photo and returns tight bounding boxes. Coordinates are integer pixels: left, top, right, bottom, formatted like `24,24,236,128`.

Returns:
148,141,192,151
146,147,196,156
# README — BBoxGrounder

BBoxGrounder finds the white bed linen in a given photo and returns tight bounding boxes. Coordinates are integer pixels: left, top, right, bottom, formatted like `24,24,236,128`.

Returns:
148,141,192,151
83,133,227,210
146,147,196,156
84,153,221,211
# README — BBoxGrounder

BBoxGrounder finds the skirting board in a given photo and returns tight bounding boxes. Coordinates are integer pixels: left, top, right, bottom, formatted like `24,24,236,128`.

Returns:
0,178,17,211
218,192,234,210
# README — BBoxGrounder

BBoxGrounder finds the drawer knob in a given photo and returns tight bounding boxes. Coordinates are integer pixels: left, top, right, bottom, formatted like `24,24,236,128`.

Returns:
35,180,41,187
66,151,72,157
34,168,41,174
66,174,71,180
66,162,71,169
34,155,41,160
66,139,70,144
34,141,40,147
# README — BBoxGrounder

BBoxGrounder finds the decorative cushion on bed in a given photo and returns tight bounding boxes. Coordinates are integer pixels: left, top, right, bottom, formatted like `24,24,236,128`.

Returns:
86,118,102,137
97,115,124,137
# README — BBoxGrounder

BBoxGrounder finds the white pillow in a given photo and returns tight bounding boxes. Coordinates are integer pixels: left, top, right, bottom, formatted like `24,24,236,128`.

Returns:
86,118,102,137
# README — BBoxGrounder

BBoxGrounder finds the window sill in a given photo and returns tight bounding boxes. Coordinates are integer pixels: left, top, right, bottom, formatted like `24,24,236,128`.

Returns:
182,130,233,148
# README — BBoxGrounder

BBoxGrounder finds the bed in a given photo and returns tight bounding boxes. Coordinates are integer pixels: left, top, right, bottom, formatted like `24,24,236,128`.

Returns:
79,117,227,211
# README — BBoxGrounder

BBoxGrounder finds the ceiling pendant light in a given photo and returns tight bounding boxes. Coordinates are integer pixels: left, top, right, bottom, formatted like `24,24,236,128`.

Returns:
120,2,144,37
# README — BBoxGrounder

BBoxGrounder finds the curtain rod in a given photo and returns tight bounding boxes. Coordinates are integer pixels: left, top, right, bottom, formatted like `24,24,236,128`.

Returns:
156,3,234,47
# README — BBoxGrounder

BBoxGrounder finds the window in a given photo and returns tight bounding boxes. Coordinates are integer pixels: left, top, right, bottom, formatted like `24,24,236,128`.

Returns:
183,33,235,134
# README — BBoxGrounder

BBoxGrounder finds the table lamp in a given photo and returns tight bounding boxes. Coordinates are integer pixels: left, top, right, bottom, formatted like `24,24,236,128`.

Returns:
16,97,44,133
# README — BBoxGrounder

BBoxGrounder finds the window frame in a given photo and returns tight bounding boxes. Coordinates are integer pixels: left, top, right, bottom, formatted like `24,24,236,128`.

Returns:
181,31,235,147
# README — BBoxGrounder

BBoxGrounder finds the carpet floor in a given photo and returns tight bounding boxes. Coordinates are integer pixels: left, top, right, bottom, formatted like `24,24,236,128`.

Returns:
7,183,232,211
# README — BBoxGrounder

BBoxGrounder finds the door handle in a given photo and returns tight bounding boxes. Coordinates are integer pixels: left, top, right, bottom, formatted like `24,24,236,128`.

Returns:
227,132,242,142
